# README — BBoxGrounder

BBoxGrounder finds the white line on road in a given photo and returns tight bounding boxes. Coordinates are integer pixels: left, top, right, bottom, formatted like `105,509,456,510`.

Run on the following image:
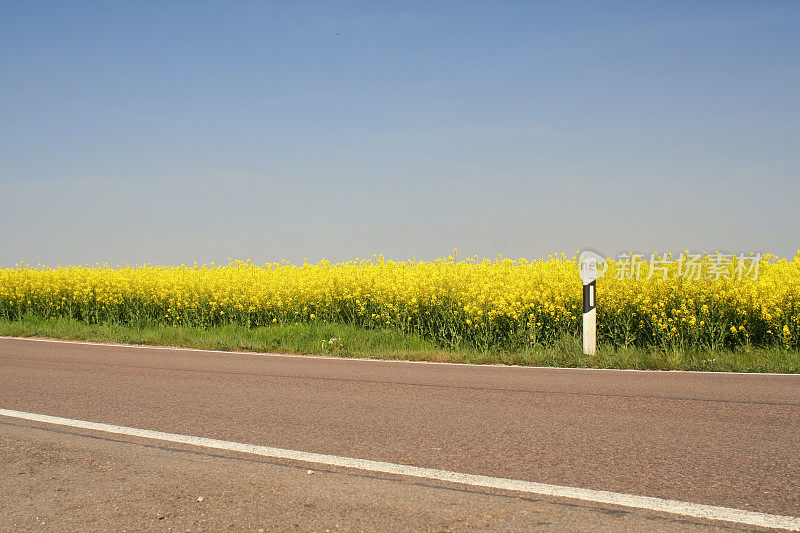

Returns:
3,335,798,376
1,408,798,531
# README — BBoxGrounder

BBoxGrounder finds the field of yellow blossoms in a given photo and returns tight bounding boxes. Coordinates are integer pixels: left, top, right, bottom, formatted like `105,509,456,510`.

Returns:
1,252,798,351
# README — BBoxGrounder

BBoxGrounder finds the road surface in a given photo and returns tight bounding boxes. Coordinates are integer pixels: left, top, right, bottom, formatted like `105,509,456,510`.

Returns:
1,336,799,531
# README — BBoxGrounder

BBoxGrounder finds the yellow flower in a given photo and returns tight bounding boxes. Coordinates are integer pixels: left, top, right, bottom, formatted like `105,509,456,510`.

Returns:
0,251,796,351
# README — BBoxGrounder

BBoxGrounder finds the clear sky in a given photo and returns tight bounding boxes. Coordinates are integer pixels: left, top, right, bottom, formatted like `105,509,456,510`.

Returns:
2,1,798,266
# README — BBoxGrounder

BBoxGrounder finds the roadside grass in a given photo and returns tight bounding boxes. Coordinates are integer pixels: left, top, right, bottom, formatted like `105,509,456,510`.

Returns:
1,315,797,373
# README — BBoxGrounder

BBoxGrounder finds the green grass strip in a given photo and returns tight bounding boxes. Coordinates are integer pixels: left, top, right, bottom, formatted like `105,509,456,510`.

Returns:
1,315,798,373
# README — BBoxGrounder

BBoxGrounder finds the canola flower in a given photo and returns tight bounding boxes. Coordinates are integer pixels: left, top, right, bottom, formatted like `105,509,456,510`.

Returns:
0,252,798,351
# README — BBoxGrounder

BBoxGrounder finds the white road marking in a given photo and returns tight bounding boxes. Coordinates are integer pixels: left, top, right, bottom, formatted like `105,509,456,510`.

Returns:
2,335,798,376
1,408,798,531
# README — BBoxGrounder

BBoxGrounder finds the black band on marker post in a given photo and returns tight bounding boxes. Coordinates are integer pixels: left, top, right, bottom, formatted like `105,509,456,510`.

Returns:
582,280,596,314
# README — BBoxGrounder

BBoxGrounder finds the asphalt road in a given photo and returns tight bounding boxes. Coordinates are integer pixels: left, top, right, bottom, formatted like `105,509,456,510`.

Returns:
1,337,799,531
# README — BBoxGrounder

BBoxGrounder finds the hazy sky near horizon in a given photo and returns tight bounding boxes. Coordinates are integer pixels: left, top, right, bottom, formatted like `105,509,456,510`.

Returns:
2,1,798,266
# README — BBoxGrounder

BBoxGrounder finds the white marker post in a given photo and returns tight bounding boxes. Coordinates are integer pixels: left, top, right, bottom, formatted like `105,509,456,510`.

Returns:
581,257,597,356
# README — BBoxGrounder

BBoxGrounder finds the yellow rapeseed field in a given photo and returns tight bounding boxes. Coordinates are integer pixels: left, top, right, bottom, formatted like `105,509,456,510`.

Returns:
1,252,798,351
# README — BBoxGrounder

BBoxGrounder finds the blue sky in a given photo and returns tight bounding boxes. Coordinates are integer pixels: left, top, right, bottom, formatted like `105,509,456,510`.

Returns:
2,1,798,266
